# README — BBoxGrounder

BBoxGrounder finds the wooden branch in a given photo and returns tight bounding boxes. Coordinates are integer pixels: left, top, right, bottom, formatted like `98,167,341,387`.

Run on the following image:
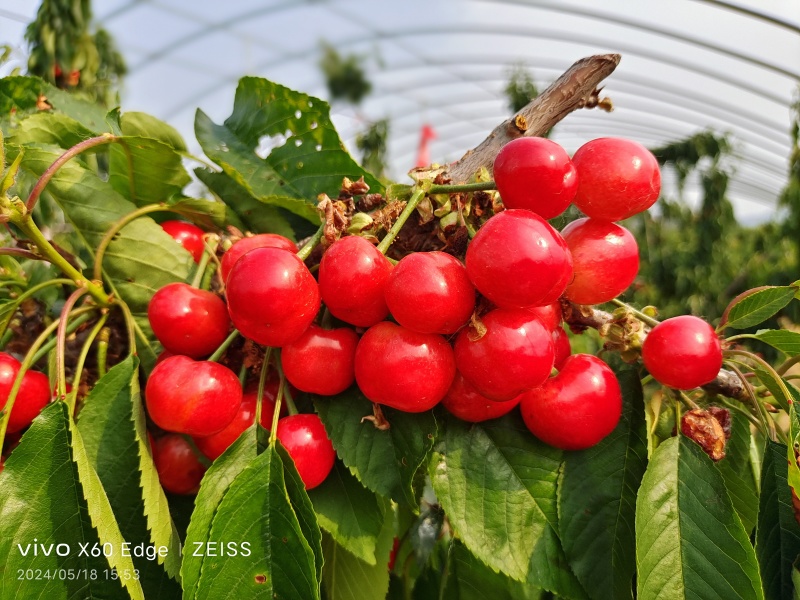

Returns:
447,53,621,183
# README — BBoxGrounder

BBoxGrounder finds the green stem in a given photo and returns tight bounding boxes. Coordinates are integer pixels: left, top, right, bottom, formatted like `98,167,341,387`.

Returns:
68,312,109,415
208,329,240,363
96,327,110,379
609,298,660,328
296,223,324,262
113,298,138,357
93,204,169,281
0,247,43,261
725,348,796,408
376,187,427,254
274,351,298,416
428,181,496,194
778,354,800,376
725,360,775,442
190,240,214,289
254,347,273,430
2,278,75,311
9,213,111,306
56,288,90,399
26,134,117,212
29,310,95,365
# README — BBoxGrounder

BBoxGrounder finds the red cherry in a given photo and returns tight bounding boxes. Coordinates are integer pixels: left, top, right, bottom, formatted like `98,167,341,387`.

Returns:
571,138,661,222
493,137,578,219
194,382,279,460
454,308,554,401
220,234,298,283
282,325,359,396
161,220,206,263
226,247,320,347
319,236,392,327
527,302,563,332
521,354,622,450
465,210,572,309
551,326,571,371
354,322,456,412
155,350,174,365
442,371,521,423
148,283,230,359
145,355,243,436
385,252,475,334
153,434,207,495
641,316,722,390
0,353,51,433
561,218,640,305
276,413,335,490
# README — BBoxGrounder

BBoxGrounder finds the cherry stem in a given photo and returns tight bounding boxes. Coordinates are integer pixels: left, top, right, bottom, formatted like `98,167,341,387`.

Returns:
28,310,95,366
296,223,324,262
112,298,138,357
56,288,91,399
0,247,44,261
67,311,110,415
93,204,169,281
672,389,700,410
9,212,111,307
427,181,497,194
208,329,240,363
377,186,427,254
254,347,273,431
609,298,660,328
777,354,800,376
26,134,117,213
3,277,76,311
0,308,94,450
725,359,777,442
190,236,216,289
274,352,298,416
96,327,110,379
269,360,284,445
725,348,795,408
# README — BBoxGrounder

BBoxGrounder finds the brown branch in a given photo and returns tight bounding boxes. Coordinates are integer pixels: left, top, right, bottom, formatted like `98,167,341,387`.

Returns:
447,54,621,183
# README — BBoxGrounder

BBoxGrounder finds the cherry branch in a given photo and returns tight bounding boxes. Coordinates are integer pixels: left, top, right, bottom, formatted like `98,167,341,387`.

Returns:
447,54,621,183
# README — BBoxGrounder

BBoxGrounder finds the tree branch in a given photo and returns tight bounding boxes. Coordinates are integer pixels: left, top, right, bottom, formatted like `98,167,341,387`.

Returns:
447,53,621,183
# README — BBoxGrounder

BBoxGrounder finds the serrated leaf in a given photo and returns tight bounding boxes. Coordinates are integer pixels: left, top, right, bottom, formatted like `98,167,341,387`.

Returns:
756,441,800,600
308,460,386,565
528,524,588,599
182,425,259,598
315,388,437,509
321,502,395,600
0,402,144,599
167,196,229,229
121,111,187,152
559,362,647,600
753,329,800,356
716,410,759,534
109,136,191,205
444,540,540,600
749,362,793,413
77,356,182,594
190,443,320,600
723,286,797,330
636,435,763,600
9,111,96,149
195,77,382,224
429,412,561,581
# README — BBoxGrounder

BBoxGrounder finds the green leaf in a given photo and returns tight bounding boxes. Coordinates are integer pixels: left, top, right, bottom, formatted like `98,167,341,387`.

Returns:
443,540,540,600
756,441,800,600
636,436,763,600
195,77,383,224
429,412,561,581
77,356,182,594
723,286,797,330
167,196,229,229
308,460,386,565
753,329,800,356
749,362,793,413
108,136,191,206
559,362,647,600
182,426,259,597
321,502,395,600
0,402,144,599
9,111,96,149
121,111,187,152
189,443,321,600
528,523,589,599
315,388,437,509
716,410,759,534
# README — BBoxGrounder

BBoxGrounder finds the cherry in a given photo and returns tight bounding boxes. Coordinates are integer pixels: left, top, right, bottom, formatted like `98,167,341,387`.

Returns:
641,315,722,390
442,371,521,423
560,218,640,305
145,355,243,436
226,247,320,347
454,308,554,401
0,353,51,433
493,137,578,219
384,252,475,335
526,302,563,332
354,322,456,412
520,354,622,450
319,236,392,327
276,413,336,490
194,382,279,460
148,283,230,359
465,210,572,309
551,326,571,371
282,325,359,396
161,220,206,263
571,138,661,222
219,233,298,284
153,434,207,495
